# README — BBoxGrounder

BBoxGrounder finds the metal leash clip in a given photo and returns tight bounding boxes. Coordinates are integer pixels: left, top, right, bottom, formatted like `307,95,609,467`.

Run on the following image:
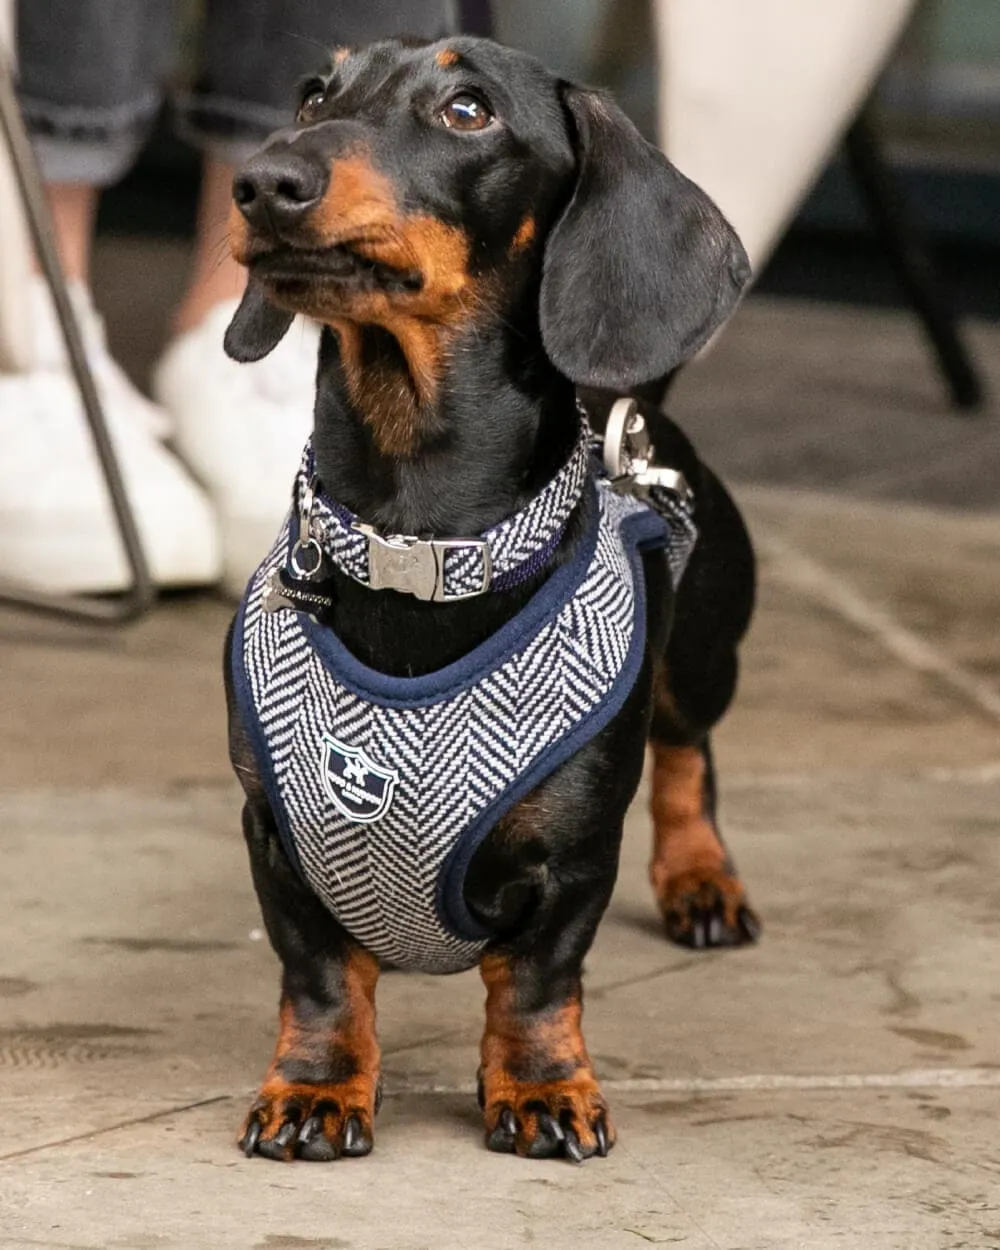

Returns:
602,397,694,507
289,477,324,579
263,476,335,616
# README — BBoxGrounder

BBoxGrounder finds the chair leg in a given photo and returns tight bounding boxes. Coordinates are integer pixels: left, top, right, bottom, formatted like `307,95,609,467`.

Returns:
0,52,154,622
844,108,985,412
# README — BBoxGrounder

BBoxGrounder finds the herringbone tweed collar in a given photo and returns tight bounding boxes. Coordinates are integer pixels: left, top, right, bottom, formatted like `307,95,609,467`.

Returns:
292,415,593,602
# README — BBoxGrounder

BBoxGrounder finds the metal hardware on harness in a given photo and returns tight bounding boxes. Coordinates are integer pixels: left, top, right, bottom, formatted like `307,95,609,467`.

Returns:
262,567,335,616
287,476,325,580
354,523,493,602
602,397,694,508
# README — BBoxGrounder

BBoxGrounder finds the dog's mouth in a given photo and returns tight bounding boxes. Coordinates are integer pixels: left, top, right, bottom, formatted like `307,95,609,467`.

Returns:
249,243,424,297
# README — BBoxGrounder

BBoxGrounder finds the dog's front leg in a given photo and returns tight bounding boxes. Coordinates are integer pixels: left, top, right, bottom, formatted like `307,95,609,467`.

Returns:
238,800,381,1162
478,912,614,1163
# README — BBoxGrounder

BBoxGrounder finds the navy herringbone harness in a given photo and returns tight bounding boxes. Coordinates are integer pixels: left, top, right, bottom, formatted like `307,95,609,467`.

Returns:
233,424,696,974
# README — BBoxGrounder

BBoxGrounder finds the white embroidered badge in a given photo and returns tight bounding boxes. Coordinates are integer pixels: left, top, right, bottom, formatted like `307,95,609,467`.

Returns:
320,733,399,824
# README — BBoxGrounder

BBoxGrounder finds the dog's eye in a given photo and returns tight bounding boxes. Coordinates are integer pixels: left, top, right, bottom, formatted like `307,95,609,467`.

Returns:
439,93,494,132
297,85,327,124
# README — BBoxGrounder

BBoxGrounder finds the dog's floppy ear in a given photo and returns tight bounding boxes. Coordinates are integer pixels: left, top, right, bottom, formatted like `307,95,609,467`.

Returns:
539,86,751,389
223,279,295,362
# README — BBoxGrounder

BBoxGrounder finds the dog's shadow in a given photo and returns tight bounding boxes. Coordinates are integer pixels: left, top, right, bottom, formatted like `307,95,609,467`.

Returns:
604,901,667,942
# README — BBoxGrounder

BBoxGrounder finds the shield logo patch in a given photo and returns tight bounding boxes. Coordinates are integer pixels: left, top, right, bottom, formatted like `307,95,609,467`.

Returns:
320,733,398,823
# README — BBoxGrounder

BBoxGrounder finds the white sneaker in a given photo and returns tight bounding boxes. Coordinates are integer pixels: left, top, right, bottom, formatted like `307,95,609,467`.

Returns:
0,370,222,593
153,299,319,598
26,275,173,441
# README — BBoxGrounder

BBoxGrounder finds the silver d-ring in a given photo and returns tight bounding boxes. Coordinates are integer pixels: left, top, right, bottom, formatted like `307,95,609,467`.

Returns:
603,396,646,478
290,538,324,580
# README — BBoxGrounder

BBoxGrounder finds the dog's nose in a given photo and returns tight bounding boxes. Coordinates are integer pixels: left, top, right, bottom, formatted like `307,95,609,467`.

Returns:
232,150,329,233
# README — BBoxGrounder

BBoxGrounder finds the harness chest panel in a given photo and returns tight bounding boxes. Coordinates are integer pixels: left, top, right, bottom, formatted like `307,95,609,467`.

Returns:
233,474,694,975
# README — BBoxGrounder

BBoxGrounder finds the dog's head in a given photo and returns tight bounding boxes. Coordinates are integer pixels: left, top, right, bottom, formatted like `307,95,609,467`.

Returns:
225,36,750,391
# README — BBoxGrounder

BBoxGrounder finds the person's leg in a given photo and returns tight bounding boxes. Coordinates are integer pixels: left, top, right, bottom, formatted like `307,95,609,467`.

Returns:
157,0,458,595
17,0,171,279
43,185,98,284
173,156,245,337
16,0,172,187
2,0,221,593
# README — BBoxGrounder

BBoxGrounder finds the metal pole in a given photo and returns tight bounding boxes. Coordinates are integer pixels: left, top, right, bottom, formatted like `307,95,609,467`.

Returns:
0,50,155,622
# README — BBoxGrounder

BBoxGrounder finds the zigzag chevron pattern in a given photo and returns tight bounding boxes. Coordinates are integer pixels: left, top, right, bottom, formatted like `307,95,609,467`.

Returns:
300,420,593,598
239,479,695,974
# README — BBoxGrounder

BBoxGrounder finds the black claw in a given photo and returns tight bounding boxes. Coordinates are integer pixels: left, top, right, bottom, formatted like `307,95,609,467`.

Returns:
594,1118,609,1157
666,892,762,950
739,907,762,943
299,1134,339,1162
298,1115,322,1146
563,1130,585,1164
526,1112,565,1157
342,1115,372,1157
241,1119,262,1158
487,1124,516,1153
537,1112,565,1143
486,1107,518,1154
257,1135,291,1161
274,1121,298,1150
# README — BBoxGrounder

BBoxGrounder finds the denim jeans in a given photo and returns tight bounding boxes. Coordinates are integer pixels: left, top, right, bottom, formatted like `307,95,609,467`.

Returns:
16,0,458,184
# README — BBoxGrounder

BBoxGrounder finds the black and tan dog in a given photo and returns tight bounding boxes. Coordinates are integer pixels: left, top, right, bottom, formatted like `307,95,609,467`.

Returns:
223,35,758,1164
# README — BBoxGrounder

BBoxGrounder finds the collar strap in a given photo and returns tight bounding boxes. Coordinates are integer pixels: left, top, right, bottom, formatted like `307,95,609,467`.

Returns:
294,417,592,602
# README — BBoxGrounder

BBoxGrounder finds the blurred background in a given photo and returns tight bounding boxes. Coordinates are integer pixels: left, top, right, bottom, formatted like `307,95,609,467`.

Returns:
88,0,1000,506
3,6,1000,1245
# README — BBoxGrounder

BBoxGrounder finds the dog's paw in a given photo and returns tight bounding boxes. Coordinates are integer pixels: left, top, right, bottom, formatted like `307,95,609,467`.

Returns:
479,1071,615,1163
238,1074,382,1161
657,867,761,949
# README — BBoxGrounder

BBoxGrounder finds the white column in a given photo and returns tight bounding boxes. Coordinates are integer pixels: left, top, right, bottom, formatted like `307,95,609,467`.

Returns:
654,0,916,273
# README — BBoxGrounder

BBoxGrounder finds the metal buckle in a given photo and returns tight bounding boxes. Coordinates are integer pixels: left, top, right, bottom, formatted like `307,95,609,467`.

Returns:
428,536,493,601
630,466,694,508
353,524,492,602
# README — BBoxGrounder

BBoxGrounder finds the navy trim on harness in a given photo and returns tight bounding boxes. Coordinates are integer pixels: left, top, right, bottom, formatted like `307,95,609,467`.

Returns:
231,595,307,880
230,458,693,971
229,481,598,885
436,506,669,941
230,486,668,928
297,481,600,707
